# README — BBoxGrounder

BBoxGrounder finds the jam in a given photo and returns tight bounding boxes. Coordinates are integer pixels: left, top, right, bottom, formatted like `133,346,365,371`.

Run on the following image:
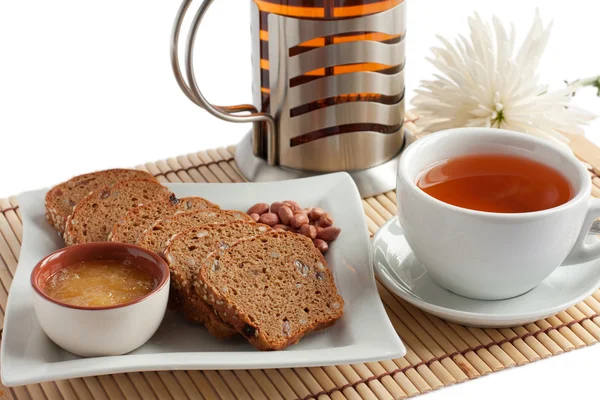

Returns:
43,260,156,307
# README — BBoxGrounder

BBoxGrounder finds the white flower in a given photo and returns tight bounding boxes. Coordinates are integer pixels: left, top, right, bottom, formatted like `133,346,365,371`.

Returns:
411,10,596,145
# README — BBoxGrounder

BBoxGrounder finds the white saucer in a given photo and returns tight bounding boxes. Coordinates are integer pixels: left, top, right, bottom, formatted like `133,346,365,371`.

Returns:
373,216,600,328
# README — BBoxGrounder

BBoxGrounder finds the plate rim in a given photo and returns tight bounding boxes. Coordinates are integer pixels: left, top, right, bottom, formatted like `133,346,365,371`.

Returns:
2,173,406,386
373,216,600,325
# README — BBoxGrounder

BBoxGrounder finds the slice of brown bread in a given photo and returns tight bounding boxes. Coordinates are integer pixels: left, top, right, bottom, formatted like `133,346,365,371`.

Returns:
108,196,219,244
45,169,158,235
164,222,271,339
136,209,254,256
197,231,345,351
63,179,171,246
137,209,255,314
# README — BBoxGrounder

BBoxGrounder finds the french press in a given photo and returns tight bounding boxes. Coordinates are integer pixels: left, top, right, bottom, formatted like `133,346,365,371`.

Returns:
171,0,407,196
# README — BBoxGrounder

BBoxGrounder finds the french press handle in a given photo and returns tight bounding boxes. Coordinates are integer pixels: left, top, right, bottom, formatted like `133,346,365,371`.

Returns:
171,0,277,165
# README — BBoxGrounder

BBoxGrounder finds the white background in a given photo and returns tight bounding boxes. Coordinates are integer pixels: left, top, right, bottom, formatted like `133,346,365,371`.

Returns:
1,0,600,398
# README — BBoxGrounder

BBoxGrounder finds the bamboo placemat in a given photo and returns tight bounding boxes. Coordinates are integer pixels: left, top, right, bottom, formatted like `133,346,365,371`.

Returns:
1,114,600,399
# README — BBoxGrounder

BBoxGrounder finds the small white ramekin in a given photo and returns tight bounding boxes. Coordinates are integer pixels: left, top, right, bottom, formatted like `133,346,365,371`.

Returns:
31,242,170,357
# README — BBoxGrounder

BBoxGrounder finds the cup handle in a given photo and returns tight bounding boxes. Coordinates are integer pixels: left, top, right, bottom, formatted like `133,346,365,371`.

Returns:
563,198,600,265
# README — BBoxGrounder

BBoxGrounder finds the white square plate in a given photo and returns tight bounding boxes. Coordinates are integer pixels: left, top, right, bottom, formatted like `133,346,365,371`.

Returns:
2,173,405,386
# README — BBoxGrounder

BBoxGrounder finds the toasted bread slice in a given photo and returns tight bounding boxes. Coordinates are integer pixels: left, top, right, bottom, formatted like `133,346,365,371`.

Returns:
64,179,170,245
45,169,157,235
109,196,219,244
137,209,254,313
164,222,271,338
136,209,254,256
197,231,344,350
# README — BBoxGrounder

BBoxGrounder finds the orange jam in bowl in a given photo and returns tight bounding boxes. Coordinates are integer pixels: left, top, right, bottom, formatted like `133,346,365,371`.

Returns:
43,260,157,308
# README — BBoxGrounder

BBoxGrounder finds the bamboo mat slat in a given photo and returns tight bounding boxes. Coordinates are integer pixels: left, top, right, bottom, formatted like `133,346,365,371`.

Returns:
3,118,600,399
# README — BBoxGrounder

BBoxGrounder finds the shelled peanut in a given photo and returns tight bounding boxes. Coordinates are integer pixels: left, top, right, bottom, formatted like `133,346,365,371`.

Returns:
247,201,341,254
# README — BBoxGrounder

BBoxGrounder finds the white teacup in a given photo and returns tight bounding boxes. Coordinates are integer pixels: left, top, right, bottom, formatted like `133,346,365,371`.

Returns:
397,128,600,300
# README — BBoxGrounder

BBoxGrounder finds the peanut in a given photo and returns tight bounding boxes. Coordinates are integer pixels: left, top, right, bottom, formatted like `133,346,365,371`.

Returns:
317,226,341,242
299,224,317,239
258,212,279,226
270,202,284,215
249,213,260,222
318,212,334,227
283,200,301,211
309,207,325,222
291,213,309,228
273,224,289,231
294,209,308,217
247,203,269,215
278,205,294,225
313,239,329,254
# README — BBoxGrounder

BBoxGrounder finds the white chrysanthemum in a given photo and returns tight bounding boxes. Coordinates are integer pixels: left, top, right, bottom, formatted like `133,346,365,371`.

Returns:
411,11,596,145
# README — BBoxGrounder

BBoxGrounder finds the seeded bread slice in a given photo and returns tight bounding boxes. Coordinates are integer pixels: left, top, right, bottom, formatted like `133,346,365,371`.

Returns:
64,179,171,245
108,196,219,244
164,222,271,338
197,231,344,351
45,169,158,235
136,209,254,256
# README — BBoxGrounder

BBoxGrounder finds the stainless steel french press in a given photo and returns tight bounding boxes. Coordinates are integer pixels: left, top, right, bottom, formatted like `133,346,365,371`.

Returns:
171,0,407,196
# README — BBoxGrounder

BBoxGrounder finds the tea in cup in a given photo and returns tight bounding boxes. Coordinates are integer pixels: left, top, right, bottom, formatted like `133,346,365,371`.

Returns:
396,128,600,300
